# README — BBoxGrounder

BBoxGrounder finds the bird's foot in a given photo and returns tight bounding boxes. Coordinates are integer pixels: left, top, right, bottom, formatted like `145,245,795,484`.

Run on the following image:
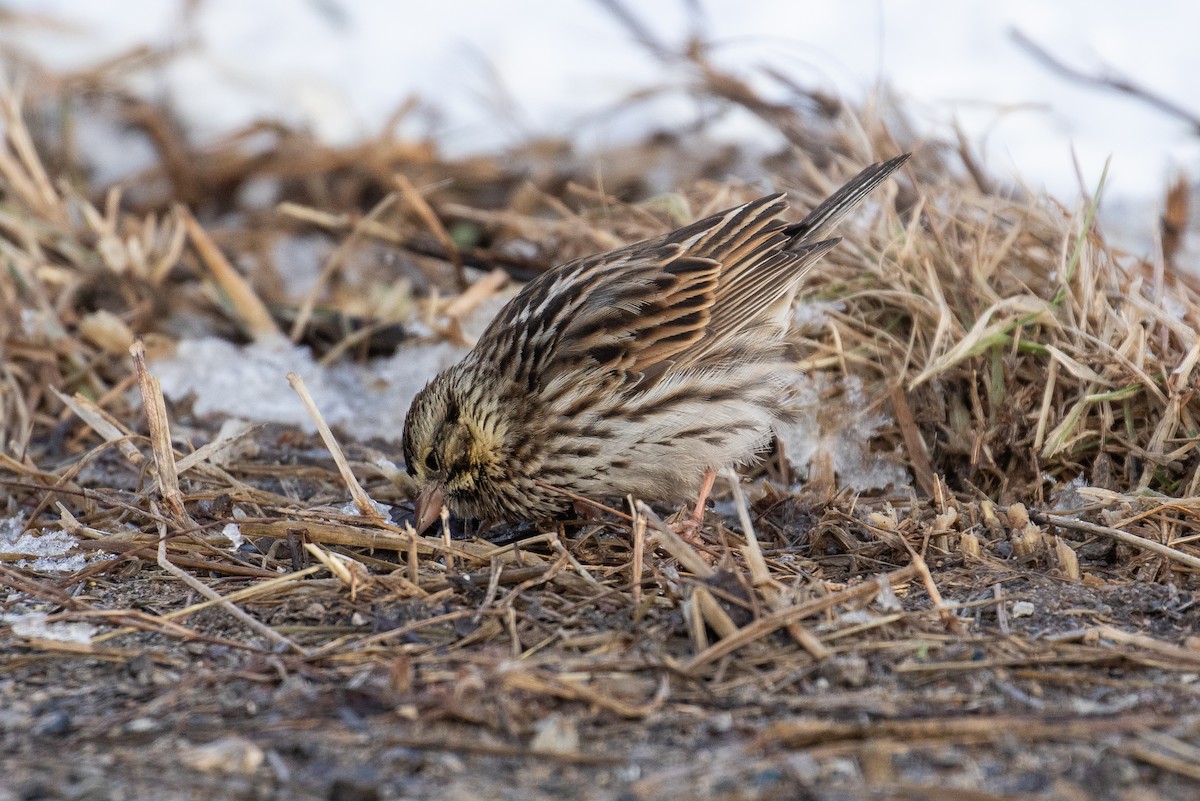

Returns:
669,514,706,548
671,467,717,550
572,500,604,521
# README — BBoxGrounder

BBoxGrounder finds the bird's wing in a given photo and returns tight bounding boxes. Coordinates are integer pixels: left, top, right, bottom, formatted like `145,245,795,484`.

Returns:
526,192,821,380
472,236,724,387
680,154,909,364
471,154,908,386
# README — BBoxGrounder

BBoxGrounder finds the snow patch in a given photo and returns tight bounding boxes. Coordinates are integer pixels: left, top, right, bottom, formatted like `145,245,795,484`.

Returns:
220,523,244,550
152,294,510,443
3,612,97,645
0,514,88,573
792,300,843,331
339,499,393,517
152,337,463,442
775,374,909,492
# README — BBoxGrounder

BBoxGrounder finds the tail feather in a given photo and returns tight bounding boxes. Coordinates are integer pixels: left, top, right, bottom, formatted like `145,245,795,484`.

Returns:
784,153,910,246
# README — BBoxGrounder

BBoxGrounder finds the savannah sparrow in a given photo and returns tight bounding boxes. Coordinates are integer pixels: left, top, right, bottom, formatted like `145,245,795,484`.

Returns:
403,154,909,533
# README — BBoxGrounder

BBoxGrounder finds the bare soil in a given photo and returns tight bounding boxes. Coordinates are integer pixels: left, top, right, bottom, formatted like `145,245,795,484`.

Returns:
4,433,1199,800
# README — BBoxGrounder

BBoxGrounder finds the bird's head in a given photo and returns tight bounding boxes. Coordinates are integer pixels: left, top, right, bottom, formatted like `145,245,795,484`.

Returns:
401,364,511,532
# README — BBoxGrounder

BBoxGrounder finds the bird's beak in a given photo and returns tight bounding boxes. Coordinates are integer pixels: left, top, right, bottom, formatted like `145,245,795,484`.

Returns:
413,486,445,534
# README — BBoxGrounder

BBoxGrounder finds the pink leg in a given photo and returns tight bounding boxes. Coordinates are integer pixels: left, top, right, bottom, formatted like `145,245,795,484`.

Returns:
672,467,718,545
689,467,718,528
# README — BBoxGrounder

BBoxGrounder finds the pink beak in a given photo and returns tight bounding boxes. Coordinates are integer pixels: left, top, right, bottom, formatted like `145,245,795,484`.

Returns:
413,486,445,534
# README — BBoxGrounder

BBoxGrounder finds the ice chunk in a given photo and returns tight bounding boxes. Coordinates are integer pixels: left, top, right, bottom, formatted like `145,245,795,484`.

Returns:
153,337,464,442
775,374,909,492
3,612,97,645
152,294,509,444
338,499,393,517
0,515,87,574
792,300,844,332
1051,474,1090,516
154,338,350,430
22,554,90,573
220,523,244,550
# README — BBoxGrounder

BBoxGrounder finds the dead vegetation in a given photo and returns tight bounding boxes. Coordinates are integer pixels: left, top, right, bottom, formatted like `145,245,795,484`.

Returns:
2,16,1200,801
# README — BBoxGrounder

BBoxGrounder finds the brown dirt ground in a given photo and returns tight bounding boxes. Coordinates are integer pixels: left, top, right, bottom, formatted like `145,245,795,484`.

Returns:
3,431,1199,801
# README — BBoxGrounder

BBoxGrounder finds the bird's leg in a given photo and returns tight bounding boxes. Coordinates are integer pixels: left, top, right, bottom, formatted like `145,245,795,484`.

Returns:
691,467,718,528
573,500,604,521
672,467,718,544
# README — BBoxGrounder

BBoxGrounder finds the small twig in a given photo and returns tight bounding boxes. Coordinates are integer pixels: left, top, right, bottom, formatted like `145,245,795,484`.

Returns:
889,385,935,497
395,173,467,290
1030,510,1200,571
591,0,675,62
630,498,646,617
548,530,602,589
79,538,280,578
440,506,454,573
635,501,713,578
1012,29,1200,136
440,267,508,320
276,201,544,279
534,481,633,523
502,667,669,719
691,585,737,640
0,86,66,224
288,192,398,342
179,206,283,343
309,608,475,656
910,548,963,632
683,562,921,673
474,557,505,622
154,515,307,655
760,712,1174,749
407,529,420,585
174,421,257,475
287,371,384,522
91,565,323,645
1126,732,1200,782
725,469,829,660
380,735,623,766
50,387,143,465
1091,623,1200,668
303,543,361,593
130,340,195,530
993,583,1009,636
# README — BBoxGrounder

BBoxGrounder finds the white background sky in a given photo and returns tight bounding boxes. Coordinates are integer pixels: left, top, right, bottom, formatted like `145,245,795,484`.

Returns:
5,0,1199,209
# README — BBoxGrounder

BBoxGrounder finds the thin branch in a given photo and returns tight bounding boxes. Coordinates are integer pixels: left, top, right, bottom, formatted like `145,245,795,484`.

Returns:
1012,29,1200,136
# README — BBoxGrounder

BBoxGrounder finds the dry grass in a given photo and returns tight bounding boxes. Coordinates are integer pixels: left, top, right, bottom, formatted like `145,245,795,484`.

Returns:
2,21,1200,801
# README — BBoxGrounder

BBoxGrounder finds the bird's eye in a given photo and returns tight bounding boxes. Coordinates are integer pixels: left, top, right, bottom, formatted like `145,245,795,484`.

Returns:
425,451,440,472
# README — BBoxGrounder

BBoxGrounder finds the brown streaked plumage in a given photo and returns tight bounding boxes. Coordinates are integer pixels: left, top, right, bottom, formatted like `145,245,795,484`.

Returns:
402,154,909,533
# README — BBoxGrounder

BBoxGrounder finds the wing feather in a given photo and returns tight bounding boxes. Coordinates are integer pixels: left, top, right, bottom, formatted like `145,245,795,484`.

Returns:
470,154,909,390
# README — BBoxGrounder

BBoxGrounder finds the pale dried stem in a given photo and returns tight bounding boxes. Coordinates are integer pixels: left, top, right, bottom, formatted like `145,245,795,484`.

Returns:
286,371,385,522
180,206,283,343
130,340,194,529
